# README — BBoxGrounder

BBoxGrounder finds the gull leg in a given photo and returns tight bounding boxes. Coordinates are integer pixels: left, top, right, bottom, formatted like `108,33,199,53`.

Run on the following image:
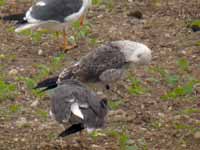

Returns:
80,15,84,26
61,29,77,51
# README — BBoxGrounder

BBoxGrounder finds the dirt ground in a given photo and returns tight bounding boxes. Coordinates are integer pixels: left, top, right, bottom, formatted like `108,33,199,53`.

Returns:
0,0,200,149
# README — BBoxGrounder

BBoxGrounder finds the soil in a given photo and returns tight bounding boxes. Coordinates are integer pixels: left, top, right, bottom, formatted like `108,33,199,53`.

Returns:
0,0,200,150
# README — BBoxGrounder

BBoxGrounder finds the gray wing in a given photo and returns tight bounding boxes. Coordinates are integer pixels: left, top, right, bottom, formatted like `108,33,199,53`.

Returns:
78,91,108,128
51,79,107,128
60,80,108,128
99,68,124,83
51,84,75,124
81,105,107,128
28,0,83,22
51,80,100,123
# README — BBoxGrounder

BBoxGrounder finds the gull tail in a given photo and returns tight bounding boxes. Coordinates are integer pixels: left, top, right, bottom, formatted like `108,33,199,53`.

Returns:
34,76,59,92
1,13,27,24
58,124,84,137
1,13,39,33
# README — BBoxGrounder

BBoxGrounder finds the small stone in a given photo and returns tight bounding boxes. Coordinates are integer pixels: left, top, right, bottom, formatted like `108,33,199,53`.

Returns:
19,68,25,71
91,144,101,148
127,139,135,145
194,131,200,139
21,138,26,142
140,127,148,131
16,117,28,127
14,138,19,142
168,106,172,111
9,69,18,75
31,100,39,107
40,124,49,130
158,113,165,118
181,51,187,55
174,115,181,120
97,14,103,18
34,118,39,122
38,49,43,55
164,33,170,38
97,91,103,95
181,143,187,147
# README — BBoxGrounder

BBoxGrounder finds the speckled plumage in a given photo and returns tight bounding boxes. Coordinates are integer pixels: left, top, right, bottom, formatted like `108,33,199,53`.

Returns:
35,40,151,91
58,43,127,83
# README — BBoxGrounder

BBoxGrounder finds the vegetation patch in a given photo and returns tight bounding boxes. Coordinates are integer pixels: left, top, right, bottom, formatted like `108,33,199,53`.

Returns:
0,0,5,6
35,108,49,120
108,99,124,110
16,54,65,98
128,76,147,95
161,80,199,100
0,80,17,102
19,29,50,43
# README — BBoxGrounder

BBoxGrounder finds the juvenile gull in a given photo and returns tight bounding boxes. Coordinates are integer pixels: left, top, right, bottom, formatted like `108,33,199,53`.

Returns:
35,40,152,91
38,79,108,137
2,0,92,50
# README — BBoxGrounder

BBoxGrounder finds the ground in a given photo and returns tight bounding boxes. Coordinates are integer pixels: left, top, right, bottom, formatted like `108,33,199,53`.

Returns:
0,0,200,150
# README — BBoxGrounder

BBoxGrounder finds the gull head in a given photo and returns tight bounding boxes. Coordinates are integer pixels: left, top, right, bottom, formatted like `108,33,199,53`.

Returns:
111,40,152,65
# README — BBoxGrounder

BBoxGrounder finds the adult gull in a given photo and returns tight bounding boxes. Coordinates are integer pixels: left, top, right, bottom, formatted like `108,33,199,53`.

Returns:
2,0,92,50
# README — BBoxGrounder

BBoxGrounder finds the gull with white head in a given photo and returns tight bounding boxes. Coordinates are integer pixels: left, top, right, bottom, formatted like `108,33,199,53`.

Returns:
2,0,92,50
35,40,152,90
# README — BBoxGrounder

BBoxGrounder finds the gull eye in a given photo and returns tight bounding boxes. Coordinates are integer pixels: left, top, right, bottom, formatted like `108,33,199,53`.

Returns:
137,54,142,58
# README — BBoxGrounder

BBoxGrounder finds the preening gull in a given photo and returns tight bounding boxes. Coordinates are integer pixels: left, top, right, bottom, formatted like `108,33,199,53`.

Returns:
37,79,108,137
35,40,152,91
2,0,92,50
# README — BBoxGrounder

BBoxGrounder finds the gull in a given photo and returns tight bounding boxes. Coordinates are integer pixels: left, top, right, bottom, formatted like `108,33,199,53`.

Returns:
2,0,92,50
37,79,108,138
35,40,152,91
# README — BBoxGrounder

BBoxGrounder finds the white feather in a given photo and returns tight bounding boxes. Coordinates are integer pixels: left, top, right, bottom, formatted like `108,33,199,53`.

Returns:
64,0,92,23
49,110,55,119
86,128,95,133
71,103,84,119
36,1,46,6
15,23,39,32
15,21,63,33
68,98,75,103
79,103,89,108
25,7,40,23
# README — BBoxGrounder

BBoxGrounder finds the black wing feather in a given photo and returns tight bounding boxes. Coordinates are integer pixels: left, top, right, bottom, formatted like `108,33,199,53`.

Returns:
34,76,58,90
58,123,84,137
1,13,27,24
